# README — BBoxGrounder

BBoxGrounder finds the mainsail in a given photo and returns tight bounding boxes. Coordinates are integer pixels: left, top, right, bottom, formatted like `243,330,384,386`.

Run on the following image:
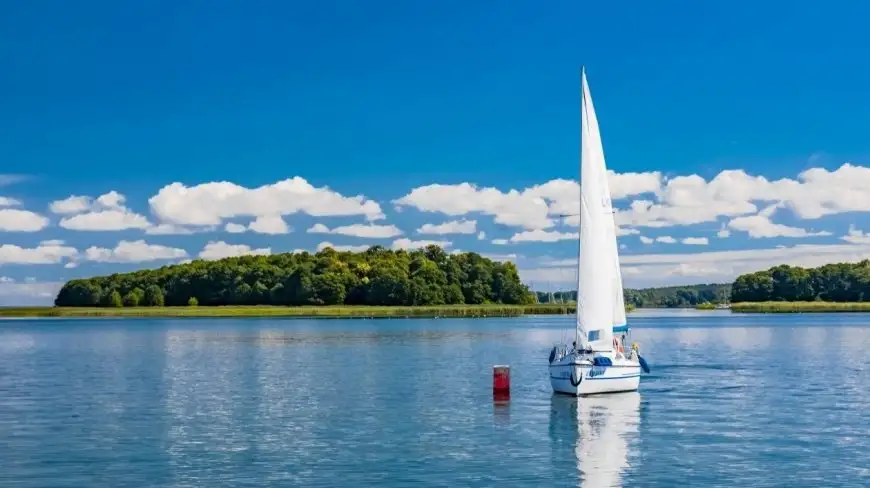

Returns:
575,68,622,351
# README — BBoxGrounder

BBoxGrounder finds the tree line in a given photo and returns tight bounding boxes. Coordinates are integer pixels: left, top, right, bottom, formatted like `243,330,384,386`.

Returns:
730,260,870,303
54,245,536,307
535,283,731,308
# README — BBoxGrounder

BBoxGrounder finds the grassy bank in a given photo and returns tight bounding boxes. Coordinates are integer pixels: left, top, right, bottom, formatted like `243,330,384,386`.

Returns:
730,301,870,313
0,303,587,319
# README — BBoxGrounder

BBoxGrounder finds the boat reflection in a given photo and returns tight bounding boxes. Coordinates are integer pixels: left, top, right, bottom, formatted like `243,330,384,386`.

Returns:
549,392,641,487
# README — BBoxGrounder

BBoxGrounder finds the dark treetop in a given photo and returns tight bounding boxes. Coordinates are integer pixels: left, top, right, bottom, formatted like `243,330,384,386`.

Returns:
54,245,536,307
730,260,870,303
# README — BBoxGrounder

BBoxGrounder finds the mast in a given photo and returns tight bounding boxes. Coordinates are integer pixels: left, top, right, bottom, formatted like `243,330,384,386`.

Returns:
574,67,586,348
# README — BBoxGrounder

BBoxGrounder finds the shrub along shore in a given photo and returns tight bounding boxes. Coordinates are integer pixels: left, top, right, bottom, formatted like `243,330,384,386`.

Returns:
0,304,589,318
729,301,870,313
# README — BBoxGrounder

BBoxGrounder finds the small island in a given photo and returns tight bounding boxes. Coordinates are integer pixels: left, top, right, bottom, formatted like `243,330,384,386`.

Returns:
1,245,605,318
729,260,870,312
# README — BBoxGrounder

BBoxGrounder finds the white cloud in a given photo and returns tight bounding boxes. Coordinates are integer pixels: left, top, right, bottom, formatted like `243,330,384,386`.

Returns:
84,240,188,263
416,219,477,235
0,242,78,265
393,172,659,232
842,225,870,244
527,241,870,287
477,231,486,240
49,195,93,214
248,215,291,235
639,236,653,245
655,236,676,244
509,229,579,243
727,206,831,238
225,223,247,233
0,196,21,207
0,276,13,283
307,222,402,238
0,208,49,232
64,262,78,269
39,239,65,246
717,224,731,238
492,238,509,245
60,209,151,231
148,177,384,226
682,237,709,245
391,238,452,250
390,163,862,235
144,223,202,235
53,191,152,231
316,241,371,253
198,241,272,260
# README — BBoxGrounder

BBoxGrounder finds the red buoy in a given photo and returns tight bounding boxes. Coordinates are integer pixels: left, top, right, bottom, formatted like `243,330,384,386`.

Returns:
492,365,510,393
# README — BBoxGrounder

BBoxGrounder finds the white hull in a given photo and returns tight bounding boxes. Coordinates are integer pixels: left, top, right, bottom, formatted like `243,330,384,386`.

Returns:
549,352,640,396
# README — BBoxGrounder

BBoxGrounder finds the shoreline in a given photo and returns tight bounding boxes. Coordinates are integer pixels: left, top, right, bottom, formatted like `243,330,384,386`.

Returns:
730,301,870,313
0,304,585,319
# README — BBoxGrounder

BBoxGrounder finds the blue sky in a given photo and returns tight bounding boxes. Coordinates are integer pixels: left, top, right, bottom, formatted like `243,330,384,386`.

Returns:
3,1,870,304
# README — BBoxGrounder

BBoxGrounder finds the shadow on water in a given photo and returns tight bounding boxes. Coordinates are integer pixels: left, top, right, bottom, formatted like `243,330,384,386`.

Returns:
548,392,642,488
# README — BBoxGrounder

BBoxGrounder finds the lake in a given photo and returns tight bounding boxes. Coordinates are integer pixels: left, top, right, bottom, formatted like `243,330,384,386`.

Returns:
1,310,869,487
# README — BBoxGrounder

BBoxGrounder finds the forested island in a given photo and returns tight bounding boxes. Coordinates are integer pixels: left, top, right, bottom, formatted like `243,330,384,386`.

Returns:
54,246,535,309
729,260,870,312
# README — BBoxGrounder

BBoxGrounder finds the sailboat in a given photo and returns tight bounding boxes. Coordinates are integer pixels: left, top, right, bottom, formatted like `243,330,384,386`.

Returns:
548,69,650,396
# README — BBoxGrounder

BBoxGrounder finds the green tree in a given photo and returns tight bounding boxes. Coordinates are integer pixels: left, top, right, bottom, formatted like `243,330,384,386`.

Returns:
108,290,123,308
188,297,199,306
144,285,165,307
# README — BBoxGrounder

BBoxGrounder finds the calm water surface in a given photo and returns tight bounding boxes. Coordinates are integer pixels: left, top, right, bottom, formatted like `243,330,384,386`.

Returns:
1,310,869,487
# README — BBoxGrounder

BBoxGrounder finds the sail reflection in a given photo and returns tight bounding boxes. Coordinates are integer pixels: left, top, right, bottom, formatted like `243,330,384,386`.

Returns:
549,392,641,487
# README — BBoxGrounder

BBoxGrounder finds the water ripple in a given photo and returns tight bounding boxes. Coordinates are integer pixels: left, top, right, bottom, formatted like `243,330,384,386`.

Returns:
1,314,869,487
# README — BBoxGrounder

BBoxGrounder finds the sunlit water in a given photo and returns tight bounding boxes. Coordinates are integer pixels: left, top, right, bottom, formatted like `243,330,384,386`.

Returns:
1,310,869,487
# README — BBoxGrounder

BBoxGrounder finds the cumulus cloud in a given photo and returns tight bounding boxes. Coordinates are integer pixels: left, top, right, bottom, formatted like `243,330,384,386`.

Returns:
727,205,831,238
53,191,153,232
682,237,709,245
84,240,189,263
60,209,151,231
0,196,21,207
198,241,272,260
0,241,78,265
144,223,204,235
717,224,731,238
842,225,870,245
526,241,870,287
225,223,247,233
307,222,402,238
509,229,579,243
148,177,384,226
248,215,291,235
393,172,658,231
391,238,452,250
416,219,477,235
394,163,870,236
655,236,677,244
477,231,486,240
0,208,49,232
492,238,509,245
